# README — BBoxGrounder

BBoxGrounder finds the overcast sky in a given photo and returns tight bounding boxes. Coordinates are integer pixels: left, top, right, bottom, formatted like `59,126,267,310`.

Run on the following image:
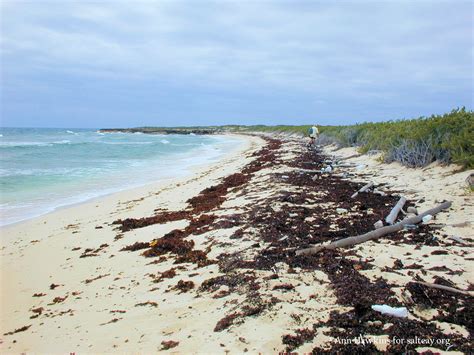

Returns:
1,0,472,128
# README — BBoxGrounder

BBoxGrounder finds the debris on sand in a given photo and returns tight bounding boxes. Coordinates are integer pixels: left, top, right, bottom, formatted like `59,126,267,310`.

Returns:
4,325,31,336
371,304,409,318
172,280,194,293
272,283,295,291
49,295,68,304
214,313,239,332
100,318,121,326
109,137,469,352
282,328,316,352
83,273,110,285
161,340,179,350
113,211,189,232
79,243,108,258
407,279,474,334
150,267,177,283
31,307,44,315
135,301,158,308
120,241,150,252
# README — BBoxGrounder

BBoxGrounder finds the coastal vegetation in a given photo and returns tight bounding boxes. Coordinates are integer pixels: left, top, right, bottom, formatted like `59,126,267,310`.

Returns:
235,108,474,169
102,108,473,169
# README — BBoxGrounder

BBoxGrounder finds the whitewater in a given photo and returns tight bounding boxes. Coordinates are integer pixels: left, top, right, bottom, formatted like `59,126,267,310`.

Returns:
0,128,243,226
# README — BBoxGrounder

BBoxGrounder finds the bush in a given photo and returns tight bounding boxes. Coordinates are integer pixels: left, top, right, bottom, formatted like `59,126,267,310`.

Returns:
236,108,473,169
384,139,434,167
320,108,474,169
316,133,340,147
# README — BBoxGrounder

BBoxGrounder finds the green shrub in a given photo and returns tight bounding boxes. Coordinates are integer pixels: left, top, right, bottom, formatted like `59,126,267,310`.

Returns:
236,108,473,169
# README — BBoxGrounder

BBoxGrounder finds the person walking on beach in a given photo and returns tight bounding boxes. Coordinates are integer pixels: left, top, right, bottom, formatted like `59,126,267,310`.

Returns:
308,125,319,146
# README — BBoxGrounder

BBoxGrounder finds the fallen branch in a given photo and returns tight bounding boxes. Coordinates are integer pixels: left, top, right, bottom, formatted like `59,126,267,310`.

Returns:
447,235,468,245
296,168,324,174
385,196,407,225
411,281,474,297
339,153,361,161
296,201,452,256
373,189,386,196
373,220,384,229
351,181,374,198
337,163,356,168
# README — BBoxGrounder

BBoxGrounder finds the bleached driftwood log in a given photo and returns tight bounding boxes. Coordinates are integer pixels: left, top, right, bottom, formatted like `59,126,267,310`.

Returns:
296,201,452,256
351,181,374,198
373,220,384,229
339,153,361,161
448,235,468,245
411,281,474,297
385,196,407,225
296,168,321,174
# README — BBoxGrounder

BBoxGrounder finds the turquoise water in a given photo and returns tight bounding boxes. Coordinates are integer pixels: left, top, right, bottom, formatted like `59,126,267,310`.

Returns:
0,128,243,226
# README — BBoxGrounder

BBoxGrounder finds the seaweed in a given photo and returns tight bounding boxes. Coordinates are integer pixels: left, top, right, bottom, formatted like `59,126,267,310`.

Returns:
49,296,68,304
151,267,177,283
273,283,295,291
135,301,158,307
83,273,110,285
79,243,109,258
3,325,31,336
113,211,189,232
407,280,474,336
120,242,150,252
161,340,179,350
214,313,239,332
282,328,316,352
107,135,467,351
173,280,194,293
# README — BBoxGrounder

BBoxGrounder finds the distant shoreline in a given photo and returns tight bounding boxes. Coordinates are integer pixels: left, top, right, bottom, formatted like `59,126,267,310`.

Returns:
99,127,223,135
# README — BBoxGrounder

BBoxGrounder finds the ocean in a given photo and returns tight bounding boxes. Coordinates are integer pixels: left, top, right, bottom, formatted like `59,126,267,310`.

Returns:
0,128,243,226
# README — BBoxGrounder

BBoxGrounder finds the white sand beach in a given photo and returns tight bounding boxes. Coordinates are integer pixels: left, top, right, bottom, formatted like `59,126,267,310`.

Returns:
1,134,472,354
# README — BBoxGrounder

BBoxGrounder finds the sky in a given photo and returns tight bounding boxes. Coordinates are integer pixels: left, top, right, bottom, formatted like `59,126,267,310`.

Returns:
0,0,472,128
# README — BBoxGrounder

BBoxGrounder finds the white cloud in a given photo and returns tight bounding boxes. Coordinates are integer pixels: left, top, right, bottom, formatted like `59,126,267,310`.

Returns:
1,0,472,100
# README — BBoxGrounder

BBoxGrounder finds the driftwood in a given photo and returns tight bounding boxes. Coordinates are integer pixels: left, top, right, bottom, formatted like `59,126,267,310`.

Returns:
296,201,452,256
385,196,407,225
448,235,468,245
336,163,356,168
412,281,474,297
339,153,361,161
373,189,386,196
351,181,374,198
296,168,322,174
373,220,384,229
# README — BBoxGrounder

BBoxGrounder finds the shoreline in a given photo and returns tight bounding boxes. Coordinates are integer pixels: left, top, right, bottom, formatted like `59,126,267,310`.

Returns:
0,133,254,231
1,134,472,353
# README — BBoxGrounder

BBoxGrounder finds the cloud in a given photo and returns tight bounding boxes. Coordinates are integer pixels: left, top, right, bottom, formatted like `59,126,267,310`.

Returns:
1,0,472,126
